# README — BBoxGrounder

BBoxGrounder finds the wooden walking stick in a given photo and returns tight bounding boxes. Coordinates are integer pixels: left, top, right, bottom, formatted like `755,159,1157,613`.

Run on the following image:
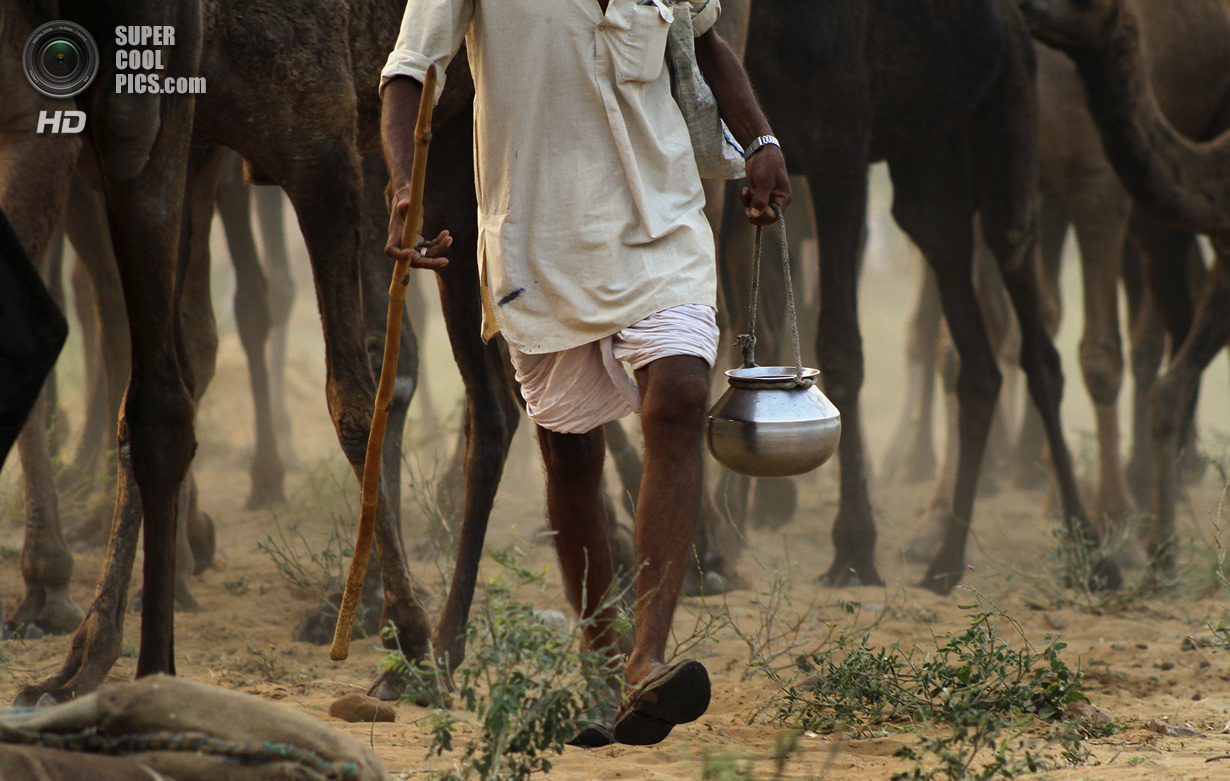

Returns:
331,64,438,662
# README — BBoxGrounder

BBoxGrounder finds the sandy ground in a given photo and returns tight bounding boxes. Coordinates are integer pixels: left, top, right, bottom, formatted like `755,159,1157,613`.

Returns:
2,173,1230,780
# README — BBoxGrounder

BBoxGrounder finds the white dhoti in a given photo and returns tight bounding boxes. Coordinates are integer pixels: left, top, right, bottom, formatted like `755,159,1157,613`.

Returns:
508,304,719,434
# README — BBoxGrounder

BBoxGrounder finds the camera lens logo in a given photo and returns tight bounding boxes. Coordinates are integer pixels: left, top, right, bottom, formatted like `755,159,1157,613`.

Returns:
22,21,99,99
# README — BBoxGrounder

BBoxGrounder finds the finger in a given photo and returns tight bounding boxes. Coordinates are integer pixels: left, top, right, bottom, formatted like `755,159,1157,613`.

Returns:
740,186,752,208
410,253,449,270
386,244,415,262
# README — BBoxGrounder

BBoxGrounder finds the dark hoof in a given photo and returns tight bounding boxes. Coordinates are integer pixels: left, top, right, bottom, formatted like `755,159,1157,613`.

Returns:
13,684,74,708
613,660,710,746
3,623,47,641
1090,557,1123,592
818,558,882,588
918,568,962,596
680,571,738,598
750,478,798,531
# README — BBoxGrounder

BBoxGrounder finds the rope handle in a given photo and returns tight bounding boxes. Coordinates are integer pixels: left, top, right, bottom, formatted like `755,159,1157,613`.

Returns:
733,204,813,389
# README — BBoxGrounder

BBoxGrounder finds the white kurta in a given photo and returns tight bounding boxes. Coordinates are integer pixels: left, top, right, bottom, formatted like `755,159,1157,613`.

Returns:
381,0,720,354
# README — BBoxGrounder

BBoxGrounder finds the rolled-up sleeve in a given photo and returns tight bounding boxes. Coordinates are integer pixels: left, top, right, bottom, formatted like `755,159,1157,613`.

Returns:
379,0,474,104
689,0,720,36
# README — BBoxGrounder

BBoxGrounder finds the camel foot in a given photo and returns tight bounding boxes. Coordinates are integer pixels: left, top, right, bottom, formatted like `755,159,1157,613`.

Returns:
1141,534,1177,581
188,512,218,575
818,555,883,588
7,587,85,638
749,478,798,531
1058,542,1124,593
36,588,86,636
292,593,382,646
366,667,451,706
680,569,746,598
918,565,963,596
13,611,123,707
244,469,286,510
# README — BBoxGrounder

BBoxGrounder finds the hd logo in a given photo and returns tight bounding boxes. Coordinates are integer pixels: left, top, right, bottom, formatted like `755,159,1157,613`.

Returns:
23,20,98,134
36,110,86,134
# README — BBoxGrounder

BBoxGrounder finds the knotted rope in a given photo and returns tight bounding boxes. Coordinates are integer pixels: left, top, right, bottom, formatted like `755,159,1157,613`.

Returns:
730,204,814,391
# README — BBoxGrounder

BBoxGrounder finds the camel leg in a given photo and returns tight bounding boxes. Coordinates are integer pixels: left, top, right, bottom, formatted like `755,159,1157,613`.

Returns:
217,152,284,509
173,145,232,588
267,139,433,673
253,185,300,470
421,119,521,673
62,169,130,548
69,252,108,480
887,137,1000,595
884,260,941,486
1012,194,1067,488
807,143,882,587
1068,185,1133,529
1122,240,1164,502
1145,250,1230,573
969,49,1119,591
42,233,69,459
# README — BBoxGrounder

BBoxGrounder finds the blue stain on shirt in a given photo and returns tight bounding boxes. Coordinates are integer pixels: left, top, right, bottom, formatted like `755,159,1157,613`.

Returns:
498,288,525,306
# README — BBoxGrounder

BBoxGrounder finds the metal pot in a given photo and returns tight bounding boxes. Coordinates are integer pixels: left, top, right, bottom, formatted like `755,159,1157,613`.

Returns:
707,366,841,478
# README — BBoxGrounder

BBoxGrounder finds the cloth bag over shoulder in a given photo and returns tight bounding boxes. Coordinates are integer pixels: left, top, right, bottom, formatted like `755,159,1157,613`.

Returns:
665,0,746,180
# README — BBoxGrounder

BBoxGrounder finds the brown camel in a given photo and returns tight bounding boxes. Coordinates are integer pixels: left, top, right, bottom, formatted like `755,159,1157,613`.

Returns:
731,0,1118,593
898,4,1230,563
2,0,449,704
2,0,205,700
1018,0,1230,571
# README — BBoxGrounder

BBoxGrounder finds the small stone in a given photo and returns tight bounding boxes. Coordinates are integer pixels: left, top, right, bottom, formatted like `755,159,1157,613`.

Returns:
1110,642,1127,651
1136,643,1149,650
1156,661,1176,671
1147,717,1203,739
329,693,396,723
1065,702,1114,726
1193,692,1204,701
1044,614,1067,631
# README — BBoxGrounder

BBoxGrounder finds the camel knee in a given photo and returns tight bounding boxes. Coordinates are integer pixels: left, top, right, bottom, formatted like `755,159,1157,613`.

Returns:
1079,338,1124,408
124,382,197,492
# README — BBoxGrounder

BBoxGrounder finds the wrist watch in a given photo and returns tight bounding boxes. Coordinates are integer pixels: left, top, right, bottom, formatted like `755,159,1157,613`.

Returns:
743,134,780,160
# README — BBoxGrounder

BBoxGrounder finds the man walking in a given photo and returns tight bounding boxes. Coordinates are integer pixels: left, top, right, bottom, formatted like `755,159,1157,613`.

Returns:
382,0,790,746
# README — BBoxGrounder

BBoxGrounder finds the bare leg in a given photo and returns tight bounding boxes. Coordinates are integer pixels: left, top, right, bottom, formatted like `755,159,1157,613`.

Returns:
625,356,711,685
537,426,622,663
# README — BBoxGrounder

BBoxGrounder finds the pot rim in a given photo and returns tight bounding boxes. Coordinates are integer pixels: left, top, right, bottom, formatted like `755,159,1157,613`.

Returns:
725,365,821,383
